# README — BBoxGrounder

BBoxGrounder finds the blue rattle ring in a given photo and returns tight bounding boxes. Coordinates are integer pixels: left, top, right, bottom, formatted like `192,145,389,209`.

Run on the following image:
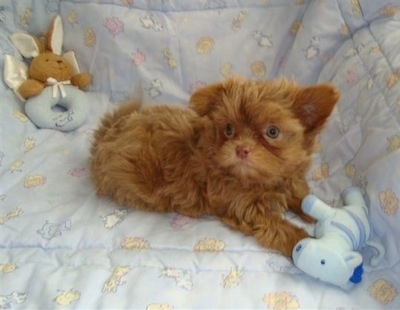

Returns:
25,82,89,132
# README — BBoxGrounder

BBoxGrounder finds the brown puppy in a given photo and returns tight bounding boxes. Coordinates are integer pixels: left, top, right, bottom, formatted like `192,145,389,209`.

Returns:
90,77,339,257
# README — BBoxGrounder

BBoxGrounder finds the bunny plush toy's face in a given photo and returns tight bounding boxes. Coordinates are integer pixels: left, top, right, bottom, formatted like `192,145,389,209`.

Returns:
29,52,74,83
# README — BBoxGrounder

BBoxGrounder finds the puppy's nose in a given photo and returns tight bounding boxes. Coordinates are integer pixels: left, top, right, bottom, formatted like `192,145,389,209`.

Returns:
236,146,250,159
57,60,62,64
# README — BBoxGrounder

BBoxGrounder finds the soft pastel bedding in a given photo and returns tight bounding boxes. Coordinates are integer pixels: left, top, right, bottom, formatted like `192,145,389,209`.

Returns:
1,0,400,309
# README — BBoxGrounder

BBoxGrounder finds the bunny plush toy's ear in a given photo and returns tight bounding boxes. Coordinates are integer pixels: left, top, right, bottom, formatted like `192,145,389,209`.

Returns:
45,15,63,55
63,51,81,75
3,55,29,101
10,33,42,58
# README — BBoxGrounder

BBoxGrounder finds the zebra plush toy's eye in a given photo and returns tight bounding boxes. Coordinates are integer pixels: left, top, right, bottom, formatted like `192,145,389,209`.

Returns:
224,123,234,138
266,125,280,139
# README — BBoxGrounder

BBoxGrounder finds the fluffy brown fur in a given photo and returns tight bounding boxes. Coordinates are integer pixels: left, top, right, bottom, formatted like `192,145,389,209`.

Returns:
90,77,339,258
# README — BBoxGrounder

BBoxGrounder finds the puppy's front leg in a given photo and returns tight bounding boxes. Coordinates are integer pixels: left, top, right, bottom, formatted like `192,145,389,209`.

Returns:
286,178,316,224
253,215,309,257
220,211,309,258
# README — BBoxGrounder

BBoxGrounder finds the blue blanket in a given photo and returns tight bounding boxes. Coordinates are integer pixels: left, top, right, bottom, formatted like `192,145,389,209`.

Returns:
1,0,400,308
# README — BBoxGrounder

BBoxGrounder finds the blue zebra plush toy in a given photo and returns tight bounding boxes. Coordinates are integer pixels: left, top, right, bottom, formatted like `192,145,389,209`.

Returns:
292,187,385,290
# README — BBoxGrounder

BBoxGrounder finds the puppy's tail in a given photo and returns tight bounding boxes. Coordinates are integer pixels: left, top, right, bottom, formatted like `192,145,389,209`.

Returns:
105,101,141,127
92,101,141,146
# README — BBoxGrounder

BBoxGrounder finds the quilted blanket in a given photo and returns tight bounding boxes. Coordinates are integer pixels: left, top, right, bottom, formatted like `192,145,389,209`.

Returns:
1,0,400,309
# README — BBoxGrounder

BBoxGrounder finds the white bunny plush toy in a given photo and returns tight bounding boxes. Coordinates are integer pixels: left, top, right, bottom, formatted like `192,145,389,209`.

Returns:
4,15,91,131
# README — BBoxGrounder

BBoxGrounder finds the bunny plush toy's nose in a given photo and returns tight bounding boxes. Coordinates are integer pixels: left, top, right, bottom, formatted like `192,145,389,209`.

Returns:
57,60,63,64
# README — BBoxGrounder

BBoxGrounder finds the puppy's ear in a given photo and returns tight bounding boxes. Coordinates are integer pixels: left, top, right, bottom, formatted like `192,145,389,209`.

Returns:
292,84,339,136
189,83,224,116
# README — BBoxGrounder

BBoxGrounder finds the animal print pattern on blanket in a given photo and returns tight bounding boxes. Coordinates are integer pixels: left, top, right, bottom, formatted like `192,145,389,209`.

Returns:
1,0,399,309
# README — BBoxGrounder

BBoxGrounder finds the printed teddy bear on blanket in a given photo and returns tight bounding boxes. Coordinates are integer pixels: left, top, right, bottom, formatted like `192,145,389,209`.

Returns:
292,187,385,290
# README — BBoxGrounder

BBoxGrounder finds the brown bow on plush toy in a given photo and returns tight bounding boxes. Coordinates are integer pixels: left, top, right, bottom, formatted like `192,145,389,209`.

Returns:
10,15,91,100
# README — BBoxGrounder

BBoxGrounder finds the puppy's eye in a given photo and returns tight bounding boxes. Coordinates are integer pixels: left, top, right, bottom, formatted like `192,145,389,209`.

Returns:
266,125,280,139
224,123,234,138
